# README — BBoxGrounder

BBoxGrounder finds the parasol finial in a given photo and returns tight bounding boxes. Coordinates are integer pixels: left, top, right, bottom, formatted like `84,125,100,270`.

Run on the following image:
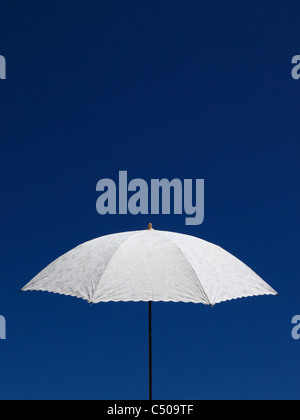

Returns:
147,223,153,230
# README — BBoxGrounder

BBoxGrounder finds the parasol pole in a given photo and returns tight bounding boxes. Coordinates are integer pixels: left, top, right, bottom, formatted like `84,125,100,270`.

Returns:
149,300,152,401
147,223,153,401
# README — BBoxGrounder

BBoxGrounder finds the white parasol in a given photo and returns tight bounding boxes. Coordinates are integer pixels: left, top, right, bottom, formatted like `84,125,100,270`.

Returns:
22,224,277,398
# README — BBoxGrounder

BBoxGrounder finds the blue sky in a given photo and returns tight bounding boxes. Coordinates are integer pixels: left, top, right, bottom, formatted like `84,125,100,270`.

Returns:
0,1,299,400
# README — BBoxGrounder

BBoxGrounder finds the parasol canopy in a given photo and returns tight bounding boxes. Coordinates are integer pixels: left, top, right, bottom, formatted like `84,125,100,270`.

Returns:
22,225,277,305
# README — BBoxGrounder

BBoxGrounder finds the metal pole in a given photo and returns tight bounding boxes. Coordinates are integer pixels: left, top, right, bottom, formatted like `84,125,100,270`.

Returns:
149,301,152,400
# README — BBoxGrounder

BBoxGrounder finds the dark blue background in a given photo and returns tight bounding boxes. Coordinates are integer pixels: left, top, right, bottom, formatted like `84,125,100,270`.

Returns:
0,1,299,399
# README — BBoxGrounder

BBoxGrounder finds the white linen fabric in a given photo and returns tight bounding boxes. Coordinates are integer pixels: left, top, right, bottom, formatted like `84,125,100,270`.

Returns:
22,229,277,305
